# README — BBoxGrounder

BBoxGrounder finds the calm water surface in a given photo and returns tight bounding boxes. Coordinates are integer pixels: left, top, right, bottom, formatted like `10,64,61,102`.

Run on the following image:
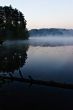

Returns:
22,45,73,83
0,37,73,109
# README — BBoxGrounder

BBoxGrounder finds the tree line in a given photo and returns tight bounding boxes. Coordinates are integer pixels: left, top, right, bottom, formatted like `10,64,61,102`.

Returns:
0,5,29,40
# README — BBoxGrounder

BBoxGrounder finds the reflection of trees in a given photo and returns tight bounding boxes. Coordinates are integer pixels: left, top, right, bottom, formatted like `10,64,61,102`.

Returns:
0,45,28,73
0,45,73,90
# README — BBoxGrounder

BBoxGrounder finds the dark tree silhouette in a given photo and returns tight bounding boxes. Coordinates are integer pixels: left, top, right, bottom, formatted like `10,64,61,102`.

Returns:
0,44,29,73
0,5,29,41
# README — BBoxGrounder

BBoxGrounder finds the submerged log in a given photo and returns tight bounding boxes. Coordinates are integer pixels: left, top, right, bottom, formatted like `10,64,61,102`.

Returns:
0,75,73,90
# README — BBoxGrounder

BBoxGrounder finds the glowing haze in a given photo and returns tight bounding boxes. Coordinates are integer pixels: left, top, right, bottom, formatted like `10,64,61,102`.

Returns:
0,0,73,29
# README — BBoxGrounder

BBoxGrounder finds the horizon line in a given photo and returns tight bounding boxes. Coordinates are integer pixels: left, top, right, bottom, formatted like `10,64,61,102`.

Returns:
28,27,73,31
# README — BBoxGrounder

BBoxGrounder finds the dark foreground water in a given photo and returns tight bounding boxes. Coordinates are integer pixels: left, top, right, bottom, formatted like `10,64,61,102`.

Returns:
0,37,73,109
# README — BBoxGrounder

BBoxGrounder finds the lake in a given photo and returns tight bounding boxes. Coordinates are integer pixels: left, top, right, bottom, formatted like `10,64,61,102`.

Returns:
0,36,73,109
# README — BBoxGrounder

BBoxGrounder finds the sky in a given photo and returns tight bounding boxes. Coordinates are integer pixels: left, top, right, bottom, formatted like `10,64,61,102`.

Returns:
0,0,73,30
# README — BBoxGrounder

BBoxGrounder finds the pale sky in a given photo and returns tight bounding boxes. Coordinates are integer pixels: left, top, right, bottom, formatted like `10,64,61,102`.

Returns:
0,0,73,29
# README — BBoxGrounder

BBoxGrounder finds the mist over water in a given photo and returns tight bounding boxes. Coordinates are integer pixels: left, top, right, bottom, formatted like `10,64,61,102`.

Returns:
4,36,73,46
29,36,73,46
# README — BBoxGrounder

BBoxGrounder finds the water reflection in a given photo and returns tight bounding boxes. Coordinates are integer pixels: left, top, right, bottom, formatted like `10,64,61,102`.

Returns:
0,44,29,87
0,43,73,89
0,44,28,73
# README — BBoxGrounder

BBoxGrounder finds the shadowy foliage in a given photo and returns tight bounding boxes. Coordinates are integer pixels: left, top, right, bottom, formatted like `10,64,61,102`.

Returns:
0,44,29,73
0,5,29,41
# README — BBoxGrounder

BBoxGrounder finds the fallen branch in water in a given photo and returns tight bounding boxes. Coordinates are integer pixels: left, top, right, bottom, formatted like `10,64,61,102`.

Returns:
0,75,73,90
